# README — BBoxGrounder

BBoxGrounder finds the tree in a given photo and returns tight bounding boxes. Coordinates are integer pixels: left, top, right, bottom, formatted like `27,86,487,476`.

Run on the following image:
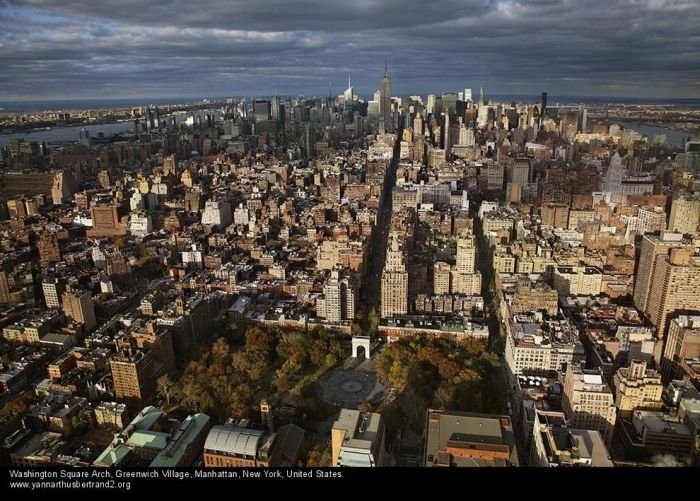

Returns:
358,401,373,413
157,374,175,406
274,370,291,394
230,383,254,418
211,337,231,361
324,353,338,368
434,384,454,409
388,360,409,389
368,308,379,337
305,443,329,467
198,391,216,414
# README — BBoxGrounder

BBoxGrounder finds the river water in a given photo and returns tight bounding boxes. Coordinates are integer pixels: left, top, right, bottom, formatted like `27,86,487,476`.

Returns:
0,121,134,148
617,121,692,149
0,110,221,148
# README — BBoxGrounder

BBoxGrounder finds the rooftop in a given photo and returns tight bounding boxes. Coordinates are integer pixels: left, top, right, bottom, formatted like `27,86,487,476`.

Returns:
333,409,383,451
424,410,515,467
150,413,210,467
203,425,263,457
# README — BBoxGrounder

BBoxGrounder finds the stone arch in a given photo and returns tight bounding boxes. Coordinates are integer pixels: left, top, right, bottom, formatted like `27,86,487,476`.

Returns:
351,336,371,359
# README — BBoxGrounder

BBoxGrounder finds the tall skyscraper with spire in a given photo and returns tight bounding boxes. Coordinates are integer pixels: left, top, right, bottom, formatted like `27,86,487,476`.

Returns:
344,74,354,115
477,86,488,128
379,63,393,133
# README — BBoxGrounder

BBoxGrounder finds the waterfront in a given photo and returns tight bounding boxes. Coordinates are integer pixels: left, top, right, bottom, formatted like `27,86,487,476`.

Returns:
616,121,692,149
0,121,133,148
0,110,220,148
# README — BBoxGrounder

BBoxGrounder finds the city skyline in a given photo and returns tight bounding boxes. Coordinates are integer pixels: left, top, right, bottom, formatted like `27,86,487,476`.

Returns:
1,0,700,100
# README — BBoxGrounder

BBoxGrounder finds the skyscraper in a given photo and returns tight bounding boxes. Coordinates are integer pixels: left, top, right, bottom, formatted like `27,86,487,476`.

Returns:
426,94,436,116
343,75,354,116
541,92,548,117
379,63,393,133
477,86,489,128
271,96,281,121
254,100,271,122
463,88,473,105
443,112,451,156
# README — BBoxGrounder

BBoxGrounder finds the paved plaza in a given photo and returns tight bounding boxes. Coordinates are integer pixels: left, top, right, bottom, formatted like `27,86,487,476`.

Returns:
318,368,387,408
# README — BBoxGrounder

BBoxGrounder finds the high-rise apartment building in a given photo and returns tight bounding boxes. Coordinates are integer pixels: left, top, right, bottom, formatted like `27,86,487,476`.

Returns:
668,192,700,234
110,342,156,409
38,231,61,262
42,277,65,309
201,199,232,228
613,359,664,417
563,365,617,447
635,206,667,235
540,203,569,229
433,261,451,295
633,232,689,313
0,271,10,304
644,248,700,340
508,159,529,187
87,202,127,237
662,315,700,380
451,233,482,295
381,234,408,318
316,269,357,322
62,287,96,331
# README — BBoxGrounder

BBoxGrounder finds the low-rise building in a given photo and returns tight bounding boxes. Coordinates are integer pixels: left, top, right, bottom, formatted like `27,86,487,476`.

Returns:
529,410,613,467
331,409,386,467
202,420,298,468
619,410,695,460
424,410,517,467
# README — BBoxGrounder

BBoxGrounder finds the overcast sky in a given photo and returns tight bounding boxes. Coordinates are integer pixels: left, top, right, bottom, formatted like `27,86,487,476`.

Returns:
1,0,699,101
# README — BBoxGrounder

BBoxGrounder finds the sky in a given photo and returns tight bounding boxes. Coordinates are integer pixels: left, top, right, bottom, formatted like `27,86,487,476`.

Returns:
1,0,699,101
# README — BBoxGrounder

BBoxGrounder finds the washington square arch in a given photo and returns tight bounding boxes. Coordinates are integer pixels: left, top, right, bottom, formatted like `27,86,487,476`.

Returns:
351,336,371,359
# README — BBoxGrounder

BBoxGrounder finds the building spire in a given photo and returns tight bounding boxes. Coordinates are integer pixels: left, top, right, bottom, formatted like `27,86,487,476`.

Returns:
384,60,389,79
348,73,351,90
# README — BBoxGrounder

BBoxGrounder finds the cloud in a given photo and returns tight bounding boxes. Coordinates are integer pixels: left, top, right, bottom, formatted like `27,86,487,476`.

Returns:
0,0,699,100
